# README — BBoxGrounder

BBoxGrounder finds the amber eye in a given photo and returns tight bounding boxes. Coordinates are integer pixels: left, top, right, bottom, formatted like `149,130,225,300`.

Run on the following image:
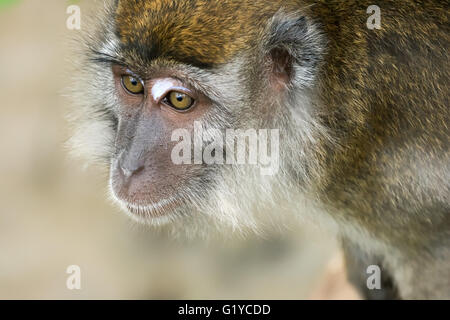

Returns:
164,91,195,110
121,75,144,94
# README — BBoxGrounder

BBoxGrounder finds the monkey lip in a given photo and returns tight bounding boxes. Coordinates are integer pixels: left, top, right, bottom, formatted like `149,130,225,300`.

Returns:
116,196,180,221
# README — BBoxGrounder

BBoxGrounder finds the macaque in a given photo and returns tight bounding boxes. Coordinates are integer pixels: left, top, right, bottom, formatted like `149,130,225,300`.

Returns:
68,0,449,299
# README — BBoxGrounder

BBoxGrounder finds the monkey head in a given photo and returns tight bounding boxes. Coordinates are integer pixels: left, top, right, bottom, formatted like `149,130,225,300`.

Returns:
69,0,327,235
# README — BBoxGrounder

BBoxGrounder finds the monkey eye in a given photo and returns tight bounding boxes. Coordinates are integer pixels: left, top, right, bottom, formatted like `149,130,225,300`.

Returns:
121,75,144,94
163,91,195,111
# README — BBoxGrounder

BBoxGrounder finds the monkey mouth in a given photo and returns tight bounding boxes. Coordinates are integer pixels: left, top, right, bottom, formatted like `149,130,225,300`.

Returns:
109,181,181,222
123,198,179,219
109,166,183,221
112,195,180,223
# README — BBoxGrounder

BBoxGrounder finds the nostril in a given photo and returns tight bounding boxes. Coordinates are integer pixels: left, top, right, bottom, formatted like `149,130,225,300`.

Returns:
120,164,144,179
120,167,132,178
117,152,145,179
117,148,146,182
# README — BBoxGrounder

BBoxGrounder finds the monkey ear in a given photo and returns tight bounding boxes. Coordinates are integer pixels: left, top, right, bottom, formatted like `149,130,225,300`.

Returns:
262,10,325,90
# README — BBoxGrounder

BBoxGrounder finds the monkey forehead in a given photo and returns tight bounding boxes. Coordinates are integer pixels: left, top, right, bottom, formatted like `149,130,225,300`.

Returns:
115,0,286,67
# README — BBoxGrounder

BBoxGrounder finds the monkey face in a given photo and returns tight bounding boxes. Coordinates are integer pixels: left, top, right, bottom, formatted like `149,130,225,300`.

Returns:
69,0,326,231
108,64,216,221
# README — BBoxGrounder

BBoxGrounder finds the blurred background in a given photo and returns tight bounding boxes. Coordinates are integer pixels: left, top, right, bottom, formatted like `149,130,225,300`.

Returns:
0,0,359,299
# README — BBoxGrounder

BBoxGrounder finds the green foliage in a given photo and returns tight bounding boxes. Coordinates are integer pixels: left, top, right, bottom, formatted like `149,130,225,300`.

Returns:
0,0,80,10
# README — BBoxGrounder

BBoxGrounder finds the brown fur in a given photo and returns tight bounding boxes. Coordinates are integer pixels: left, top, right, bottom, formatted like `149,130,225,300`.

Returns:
115,0,304,66
312,0,449,246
